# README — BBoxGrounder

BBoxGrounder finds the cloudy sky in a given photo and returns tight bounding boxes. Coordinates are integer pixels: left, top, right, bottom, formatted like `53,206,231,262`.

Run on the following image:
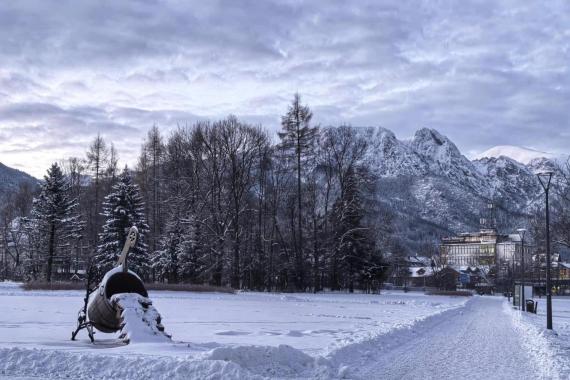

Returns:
0,0,569,177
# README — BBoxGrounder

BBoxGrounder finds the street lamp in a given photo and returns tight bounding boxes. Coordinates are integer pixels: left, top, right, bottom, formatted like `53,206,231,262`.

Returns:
537,171,554,330
517,228,527,311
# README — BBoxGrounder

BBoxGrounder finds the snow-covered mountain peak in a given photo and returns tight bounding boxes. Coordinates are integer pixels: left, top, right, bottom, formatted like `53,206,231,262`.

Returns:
411,128,464,163
473,155,526,172
527,157,558,174
363,126,428,177
472,155,540,204
474,145,556,165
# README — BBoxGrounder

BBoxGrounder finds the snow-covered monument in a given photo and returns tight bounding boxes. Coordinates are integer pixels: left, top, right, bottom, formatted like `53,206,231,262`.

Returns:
72,226,170,344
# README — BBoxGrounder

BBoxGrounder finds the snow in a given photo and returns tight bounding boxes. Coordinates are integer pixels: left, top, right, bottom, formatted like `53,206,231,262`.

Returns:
2,282,568,379
111,293,171,343
507,297,570,379
0,282,468,379
474,145,558,165
338,296,542,380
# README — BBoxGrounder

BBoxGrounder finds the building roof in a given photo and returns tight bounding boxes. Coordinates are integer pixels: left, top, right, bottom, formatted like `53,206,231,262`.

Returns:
405,256,431,265
408,267,434,278
442,229,522,245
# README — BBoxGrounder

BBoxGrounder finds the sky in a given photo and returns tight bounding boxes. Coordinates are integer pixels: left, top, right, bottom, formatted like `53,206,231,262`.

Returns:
0,0,569,177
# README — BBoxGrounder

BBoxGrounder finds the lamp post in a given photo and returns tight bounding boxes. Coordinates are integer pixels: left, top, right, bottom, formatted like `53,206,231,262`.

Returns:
512,251,516,306
537,171,554,330
517,228,527,311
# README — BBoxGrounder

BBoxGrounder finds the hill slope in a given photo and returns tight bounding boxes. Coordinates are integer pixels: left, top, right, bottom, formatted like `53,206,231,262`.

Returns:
0,162,38,200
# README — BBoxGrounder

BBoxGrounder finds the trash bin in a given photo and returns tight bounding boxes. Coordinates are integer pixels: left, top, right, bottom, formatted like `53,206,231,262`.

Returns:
526,300,536,314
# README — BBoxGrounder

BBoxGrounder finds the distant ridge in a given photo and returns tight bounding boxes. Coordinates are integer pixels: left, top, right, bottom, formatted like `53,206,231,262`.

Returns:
473,145,560,165
0,162,38,200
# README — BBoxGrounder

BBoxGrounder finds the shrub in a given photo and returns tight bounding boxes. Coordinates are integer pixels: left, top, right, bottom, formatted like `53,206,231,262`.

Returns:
146,283,235,294
425,290,473,297
22,281,84,291
23,281,236,294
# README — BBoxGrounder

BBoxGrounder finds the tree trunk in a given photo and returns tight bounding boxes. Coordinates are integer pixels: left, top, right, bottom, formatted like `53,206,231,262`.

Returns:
349,261,354,293
46,223,56,282
94,163,99,246
296,128,304,290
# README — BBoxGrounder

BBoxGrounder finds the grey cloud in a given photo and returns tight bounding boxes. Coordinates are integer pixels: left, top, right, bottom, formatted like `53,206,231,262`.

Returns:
0,100,210,167
0,0,569,175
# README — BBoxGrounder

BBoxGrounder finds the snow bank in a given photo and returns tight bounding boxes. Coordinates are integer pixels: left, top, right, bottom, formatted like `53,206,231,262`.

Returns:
505,300,570,379
0,347,261,380
208,344,314,378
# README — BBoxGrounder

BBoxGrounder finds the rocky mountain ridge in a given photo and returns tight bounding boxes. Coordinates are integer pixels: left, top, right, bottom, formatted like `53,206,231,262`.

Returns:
355,126,564,250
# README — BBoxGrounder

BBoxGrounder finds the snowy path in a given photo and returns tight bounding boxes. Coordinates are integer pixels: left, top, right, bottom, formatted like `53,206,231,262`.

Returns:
338,297,542,380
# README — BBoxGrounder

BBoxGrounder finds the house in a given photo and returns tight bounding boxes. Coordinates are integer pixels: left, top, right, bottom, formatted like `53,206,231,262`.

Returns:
389,255,434,288
407,266,434,287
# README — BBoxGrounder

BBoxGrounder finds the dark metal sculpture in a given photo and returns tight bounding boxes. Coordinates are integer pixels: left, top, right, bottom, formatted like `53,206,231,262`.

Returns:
71,263,96,342
71,226,143,341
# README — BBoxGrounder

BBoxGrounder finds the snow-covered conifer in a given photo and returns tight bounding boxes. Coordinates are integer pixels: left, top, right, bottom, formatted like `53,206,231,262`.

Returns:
95,167,150,277
31,163,82,282
331,168,374,292
153,216,183,283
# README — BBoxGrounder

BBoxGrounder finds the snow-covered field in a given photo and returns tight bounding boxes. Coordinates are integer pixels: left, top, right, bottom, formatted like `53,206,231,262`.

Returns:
0,282,468,379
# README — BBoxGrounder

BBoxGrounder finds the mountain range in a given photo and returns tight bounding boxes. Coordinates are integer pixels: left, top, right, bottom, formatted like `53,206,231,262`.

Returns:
354,127,564,251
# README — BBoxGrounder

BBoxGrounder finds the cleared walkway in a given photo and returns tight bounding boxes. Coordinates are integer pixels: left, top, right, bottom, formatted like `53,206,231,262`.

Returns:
350,297,543,380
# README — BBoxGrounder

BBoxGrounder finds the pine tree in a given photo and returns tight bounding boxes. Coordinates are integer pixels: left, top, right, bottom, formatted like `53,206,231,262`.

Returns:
177,220,201,283
86,134,109,246
278,93,318,290
153,214,184,283
95,167,150,277
31,163,82,282
138,126,165,257
331,168,372,292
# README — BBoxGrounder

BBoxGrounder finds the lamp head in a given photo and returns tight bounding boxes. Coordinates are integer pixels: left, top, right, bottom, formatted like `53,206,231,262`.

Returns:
536,171,554,191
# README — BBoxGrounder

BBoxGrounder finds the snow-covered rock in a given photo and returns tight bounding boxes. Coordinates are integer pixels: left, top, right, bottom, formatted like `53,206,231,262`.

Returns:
410,128,490,196
360,127,428,177
472,155,541,210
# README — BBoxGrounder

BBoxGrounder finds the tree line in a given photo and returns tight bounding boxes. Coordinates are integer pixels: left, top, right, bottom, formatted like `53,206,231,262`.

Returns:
2,95,569,292
0,95,390,292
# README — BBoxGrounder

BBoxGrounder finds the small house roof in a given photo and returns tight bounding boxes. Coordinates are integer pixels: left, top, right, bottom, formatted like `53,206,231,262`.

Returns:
408,266,434,278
